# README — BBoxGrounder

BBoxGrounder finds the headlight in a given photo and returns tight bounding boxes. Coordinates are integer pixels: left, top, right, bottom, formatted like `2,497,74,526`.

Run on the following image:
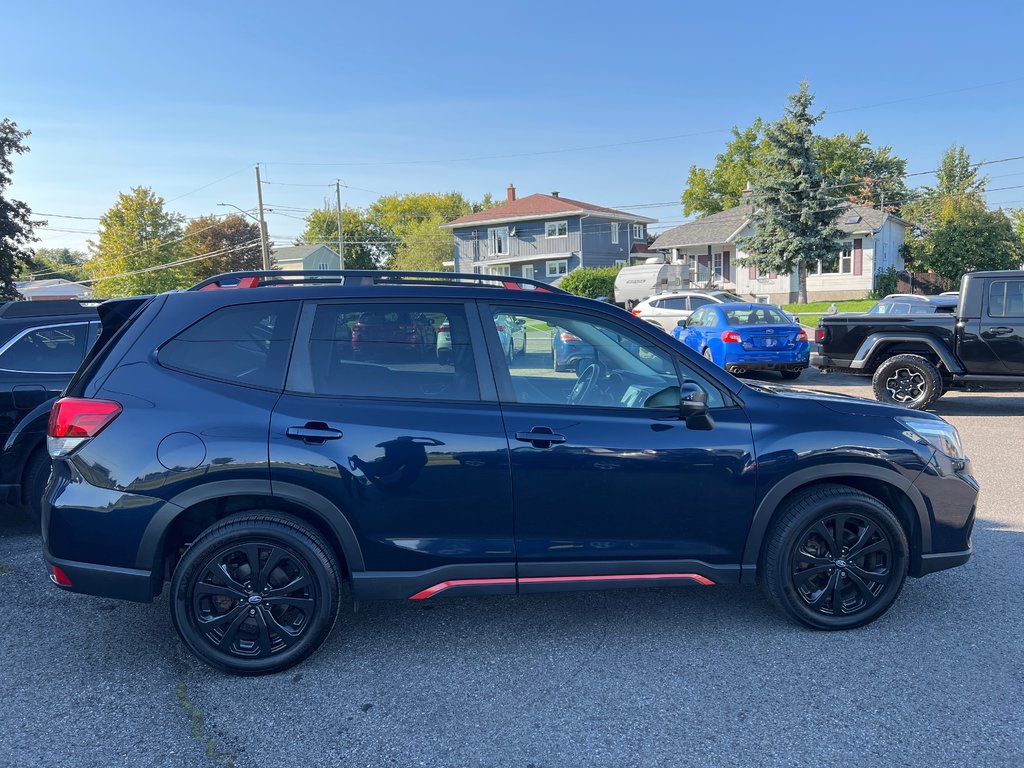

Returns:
898,417,965,461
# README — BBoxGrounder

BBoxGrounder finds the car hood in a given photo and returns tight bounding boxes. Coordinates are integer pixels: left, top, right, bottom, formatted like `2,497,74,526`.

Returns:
741,380,943,421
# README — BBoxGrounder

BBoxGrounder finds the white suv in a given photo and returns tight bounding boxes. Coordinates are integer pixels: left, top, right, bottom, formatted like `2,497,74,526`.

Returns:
632,290,746,332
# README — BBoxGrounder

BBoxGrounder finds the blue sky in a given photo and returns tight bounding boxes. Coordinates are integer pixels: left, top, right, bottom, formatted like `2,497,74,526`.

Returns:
5,0,1024,253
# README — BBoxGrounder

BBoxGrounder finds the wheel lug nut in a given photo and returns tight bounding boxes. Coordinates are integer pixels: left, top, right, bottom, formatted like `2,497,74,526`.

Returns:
249,609,256,615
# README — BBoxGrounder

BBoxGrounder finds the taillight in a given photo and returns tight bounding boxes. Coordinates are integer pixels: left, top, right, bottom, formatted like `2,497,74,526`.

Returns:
815,327,827,343
494,324,506,333
50,565,73,587
560,331,581,342
631,309,642,316
721,330,742,343
47,397,122,458
439,323,450,333
796,329,808,341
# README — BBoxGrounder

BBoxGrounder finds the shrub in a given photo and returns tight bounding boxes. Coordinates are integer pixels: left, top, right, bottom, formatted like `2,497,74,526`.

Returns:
559,265,623,299
870,266,900,299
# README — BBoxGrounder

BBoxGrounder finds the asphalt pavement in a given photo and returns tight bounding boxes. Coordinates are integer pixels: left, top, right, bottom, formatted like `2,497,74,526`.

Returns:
1,368,1022,768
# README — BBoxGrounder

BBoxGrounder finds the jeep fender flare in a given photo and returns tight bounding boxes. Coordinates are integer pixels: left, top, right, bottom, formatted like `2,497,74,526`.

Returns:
740,463,930,584
850,333,963,373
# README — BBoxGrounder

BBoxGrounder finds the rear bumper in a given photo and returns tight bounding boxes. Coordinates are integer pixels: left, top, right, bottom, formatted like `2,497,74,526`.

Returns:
43,549,155,603
811,352,855,370
915,548,972,576
726,361,807,373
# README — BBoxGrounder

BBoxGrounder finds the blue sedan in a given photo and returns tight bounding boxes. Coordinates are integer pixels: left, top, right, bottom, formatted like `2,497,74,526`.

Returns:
674,302,809,380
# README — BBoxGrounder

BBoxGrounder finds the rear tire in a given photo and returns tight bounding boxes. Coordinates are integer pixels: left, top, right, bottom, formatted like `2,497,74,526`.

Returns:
170,512,342,675
22,447,51,523
871,354,943,410
762,485,909,630
780,369,802,380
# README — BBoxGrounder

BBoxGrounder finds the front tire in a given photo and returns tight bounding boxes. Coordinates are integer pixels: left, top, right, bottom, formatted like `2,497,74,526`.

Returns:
762,485,909,630
871,354,943,410
170,512,342,675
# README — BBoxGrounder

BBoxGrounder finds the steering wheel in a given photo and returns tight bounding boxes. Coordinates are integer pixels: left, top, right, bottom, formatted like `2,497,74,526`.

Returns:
567,360,605,405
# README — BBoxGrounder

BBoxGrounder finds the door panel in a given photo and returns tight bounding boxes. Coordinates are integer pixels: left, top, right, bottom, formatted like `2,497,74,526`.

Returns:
977,279,1024,373
270,299,514,583
482,303,756,581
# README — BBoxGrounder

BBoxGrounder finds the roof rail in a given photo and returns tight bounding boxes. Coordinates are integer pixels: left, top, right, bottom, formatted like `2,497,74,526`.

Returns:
189,270,568,294
0,299,97,318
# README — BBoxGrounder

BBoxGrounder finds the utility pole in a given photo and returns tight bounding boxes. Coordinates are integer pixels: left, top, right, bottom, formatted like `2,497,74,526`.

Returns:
255,164,271,270
335,180,345,269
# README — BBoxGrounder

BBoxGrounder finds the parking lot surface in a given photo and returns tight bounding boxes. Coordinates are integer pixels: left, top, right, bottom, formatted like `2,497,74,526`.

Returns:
1,369,1022,768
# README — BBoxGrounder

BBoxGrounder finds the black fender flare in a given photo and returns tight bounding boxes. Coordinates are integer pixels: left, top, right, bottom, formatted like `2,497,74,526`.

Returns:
850,333,963,373
3,397,58,487
135,479,365,579
740,463,930,584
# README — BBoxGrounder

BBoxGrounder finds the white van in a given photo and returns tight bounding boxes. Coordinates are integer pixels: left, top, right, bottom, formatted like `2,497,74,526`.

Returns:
613,264,688,307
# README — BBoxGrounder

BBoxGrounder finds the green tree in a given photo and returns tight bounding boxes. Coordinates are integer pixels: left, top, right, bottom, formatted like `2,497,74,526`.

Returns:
368,191,475,269
390,217,454,271
182,214,262,282
0,119,39,299
739,83,845,304
920,207,1021,288
22,247,87,282
813,131,911,212
88,187,188,297
682,120,764,216
299,202,389,269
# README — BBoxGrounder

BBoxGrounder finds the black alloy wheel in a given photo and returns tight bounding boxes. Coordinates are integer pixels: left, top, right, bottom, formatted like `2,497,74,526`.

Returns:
171,512,341,675
763,485,909,630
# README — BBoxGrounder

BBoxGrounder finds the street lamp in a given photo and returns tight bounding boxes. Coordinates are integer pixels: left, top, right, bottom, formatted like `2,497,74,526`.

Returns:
217,202,271,270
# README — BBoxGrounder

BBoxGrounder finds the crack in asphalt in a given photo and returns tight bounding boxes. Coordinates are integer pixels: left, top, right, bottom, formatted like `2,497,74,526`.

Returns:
175,649,237,768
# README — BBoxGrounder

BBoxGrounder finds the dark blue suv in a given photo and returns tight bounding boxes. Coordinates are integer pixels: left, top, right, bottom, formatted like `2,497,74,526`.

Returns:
43,271,978,675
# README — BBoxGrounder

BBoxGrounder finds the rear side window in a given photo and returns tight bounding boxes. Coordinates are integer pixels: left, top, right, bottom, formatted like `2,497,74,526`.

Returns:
287,302,479,401
688,297,712,309
0,322,90,373
989,280,1024,317
659,297,687,310
158,301,299,390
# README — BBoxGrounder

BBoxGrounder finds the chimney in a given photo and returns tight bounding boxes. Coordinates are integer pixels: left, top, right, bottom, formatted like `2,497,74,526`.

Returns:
507,183,516,203
551,191,560,198
741,181,753,199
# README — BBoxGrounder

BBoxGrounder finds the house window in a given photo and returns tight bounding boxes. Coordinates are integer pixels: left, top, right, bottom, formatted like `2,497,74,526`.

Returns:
488,227,510,255
712,253,723,282
614,259,626,267
486,265,511,276
611,223,619,244
545,220,568,238
318,262,329,271
522,264,535,280
632,224,645,240
822,245,854,274
755,295,770,304
546,259,568,277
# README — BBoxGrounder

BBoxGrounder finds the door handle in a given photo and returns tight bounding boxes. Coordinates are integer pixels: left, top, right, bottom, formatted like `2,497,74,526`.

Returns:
514,426,567,448
286,422,344,444
986,326,1014,337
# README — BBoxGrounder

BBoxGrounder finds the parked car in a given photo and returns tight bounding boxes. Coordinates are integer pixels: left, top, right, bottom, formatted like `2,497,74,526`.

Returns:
351,310,436,361
631,290,745,331
439,313,525,365
675,303,809,379
866,294,958,315
0,299,99,520
813,270,1024,409
44,270,977,675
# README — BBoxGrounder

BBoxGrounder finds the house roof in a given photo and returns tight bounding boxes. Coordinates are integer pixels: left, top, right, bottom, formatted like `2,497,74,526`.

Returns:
441,193,657,229
272,244,339,263
650,202,906,251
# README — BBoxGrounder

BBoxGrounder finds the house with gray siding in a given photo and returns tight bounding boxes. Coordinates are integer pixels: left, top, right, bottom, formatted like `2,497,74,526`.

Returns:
441,185,657,284
649,201,907,303
272,244,341,272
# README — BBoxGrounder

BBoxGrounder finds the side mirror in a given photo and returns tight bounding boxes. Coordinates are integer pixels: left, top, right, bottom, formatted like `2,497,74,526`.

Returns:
680,382,714,430
677,318,689,328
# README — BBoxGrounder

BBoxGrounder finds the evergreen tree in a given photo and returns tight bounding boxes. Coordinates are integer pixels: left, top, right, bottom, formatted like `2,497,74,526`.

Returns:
0,119,39,299
739,83,845,304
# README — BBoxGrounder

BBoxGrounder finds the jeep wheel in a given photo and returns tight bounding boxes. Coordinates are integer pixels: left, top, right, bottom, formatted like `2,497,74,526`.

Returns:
871,354,943,410
762,485,908,630
171,512,342,675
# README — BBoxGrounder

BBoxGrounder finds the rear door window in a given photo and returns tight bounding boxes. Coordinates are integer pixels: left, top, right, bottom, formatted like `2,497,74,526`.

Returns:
158,301,299,390
287,302,480,402
989,280,1024,317
0,322,91,373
